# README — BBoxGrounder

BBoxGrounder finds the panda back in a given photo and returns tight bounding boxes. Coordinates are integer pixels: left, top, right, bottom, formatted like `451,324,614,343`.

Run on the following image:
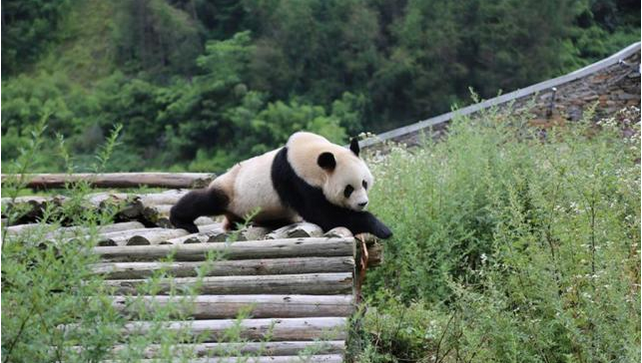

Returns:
226,148,294,221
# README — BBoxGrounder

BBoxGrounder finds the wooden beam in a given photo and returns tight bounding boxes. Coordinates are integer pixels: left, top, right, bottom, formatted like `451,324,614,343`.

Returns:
104,272,353,295
1,196,65,222
265,222,324,239
367,243,384,267
82,340,345,358
111,295,354,319
5,222,146,240
93,237,355,262
117,317,348,342
92,256,355,279
103,355,344,363
1,172,214,189
124,228,190,246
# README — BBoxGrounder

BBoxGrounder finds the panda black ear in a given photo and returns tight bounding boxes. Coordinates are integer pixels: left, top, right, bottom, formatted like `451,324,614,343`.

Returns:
317,152,336,171
349,138,360,157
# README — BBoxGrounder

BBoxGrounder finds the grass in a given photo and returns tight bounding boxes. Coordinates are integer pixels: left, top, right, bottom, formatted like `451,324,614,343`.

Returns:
352,105,641,362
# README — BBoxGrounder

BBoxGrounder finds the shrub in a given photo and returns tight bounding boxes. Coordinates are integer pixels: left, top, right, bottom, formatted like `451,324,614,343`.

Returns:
357,106,641,362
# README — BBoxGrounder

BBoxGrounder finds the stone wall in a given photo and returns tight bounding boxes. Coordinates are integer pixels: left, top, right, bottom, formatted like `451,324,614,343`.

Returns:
361,43,640,149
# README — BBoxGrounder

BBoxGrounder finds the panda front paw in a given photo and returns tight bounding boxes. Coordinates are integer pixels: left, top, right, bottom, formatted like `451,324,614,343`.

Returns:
373,222,393,239
173,221,199,234
169,211,199,234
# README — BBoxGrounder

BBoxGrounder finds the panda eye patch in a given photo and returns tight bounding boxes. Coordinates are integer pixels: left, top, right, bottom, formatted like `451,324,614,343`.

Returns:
344,185,354,198
362,180,368,189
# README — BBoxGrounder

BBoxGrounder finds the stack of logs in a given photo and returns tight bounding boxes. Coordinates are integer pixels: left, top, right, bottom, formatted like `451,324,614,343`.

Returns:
2,177,384,362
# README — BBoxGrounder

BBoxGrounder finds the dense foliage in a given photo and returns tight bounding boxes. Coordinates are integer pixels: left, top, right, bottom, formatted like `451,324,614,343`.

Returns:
353,106,640,362
2,0,639,172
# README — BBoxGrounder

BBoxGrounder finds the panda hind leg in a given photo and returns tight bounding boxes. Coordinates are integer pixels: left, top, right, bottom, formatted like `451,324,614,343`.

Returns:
223,214,244,231
170,186,230,233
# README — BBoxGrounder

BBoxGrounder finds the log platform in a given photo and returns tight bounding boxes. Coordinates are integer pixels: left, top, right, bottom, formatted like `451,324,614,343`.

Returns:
2,175,384,362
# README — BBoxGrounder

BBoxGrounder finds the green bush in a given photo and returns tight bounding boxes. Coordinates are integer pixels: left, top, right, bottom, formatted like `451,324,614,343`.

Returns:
357,106,640,362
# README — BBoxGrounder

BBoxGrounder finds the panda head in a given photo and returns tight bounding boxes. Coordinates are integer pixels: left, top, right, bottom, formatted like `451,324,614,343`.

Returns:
316,138,374,211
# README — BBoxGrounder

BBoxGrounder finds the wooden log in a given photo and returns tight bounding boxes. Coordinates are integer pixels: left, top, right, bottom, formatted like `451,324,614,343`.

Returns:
5,223,51,236
164,233,209,245
286,222,324,238
7,221,146,245
97,222,147,234
165,225,231,244
1,172,215,189
90,190,188,223
236,226,271,241
115,199,144,220
161,225,223,244
263,225,290,239
40,223,150,247
159,223,226,244
126,228,191,246
105,340,345,358
57,222,148,240
86,192,132,207
355,233,379,246
170,223,229,242
194,217,218,226
144,204,172,216
93,227,189,246
104,272,353,295
367,243,383,267
111,295,354,319
141,204,173,228
207,231,229,242
201,356,343,363
86,192,144,219
98,228,161,246
323,227,353,238
94,237,355,262
1,195,65,221
198,223,224,233
6,224,143,247
1,196,53,209
3,191,185,224
117,317,347,342
92,256,355,279
103,355,344,363
265,223,323,239
138,190,189,207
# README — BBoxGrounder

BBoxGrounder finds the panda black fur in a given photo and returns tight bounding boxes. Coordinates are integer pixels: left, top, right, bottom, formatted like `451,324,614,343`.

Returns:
170,132,392,239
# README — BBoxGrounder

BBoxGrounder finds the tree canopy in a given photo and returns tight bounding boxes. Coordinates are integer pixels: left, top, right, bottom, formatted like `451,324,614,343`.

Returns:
2,0,639,172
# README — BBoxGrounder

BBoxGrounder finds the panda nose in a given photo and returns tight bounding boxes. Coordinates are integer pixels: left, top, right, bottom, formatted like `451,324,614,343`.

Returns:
358,201,368,207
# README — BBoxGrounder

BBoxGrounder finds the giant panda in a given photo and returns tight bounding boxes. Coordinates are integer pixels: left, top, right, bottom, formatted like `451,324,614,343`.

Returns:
170,132,392,239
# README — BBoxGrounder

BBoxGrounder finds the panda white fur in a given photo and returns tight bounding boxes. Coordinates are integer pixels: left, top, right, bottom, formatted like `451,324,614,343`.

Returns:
170,132,392,239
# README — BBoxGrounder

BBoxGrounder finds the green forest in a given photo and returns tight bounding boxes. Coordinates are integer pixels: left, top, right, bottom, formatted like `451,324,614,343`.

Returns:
1,0,639,172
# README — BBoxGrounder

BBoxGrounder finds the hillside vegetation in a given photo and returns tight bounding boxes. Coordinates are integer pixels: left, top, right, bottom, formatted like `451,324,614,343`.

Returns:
2,0,639,172
355,106,641,362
